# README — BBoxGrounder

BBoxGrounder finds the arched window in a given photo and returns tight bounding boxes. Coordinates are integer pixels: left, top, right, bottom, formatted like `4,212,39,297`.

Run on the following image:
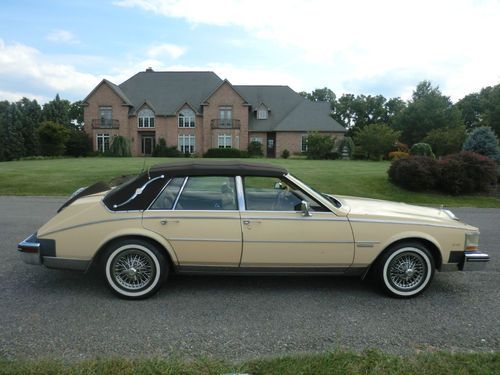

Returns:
178,108,195,128
138,108,155,128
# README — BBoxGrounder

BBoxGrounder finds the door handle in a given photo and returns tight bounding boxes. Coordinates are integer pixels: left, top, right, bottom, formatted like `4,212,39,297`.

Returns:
160,219,179,225
243,220,261,225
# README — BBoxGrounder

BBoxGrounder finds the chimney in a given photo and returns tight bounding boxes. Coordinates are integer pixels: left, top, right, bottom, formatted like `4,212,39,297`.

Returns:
146,67,154,72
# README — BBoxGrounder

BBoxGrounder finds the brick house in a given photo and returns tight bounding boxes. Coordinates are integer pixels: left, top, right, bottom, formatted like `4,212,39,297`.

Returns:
83,69,345,157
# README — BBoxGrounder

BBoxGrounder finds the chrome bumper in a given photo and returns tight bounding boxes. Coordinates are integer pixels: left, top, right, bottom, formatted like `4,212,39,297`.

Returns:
18,234,42,265
461,251,490,271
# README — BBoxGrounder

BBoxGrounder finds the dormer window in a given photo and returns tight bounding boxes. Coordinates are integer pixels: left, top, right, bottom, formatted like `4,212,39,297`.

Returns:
138,108,155,128
179,109,195,128
256,104,269,120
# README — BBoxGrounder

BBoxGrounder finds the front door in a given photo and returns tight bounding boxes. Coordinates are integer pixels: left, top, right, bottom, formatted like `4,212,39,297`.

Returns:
266,132,276,158
239,176,354,270
142,176,242,267
141,136,155,155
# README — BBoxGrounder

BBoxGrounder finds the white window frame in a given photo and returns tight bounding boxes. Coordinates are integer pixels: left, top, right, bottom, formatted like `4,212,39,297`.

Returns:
250,137,263,144
96,133,110,153
138,108,155,128
219,106,232,127
218,134,232,149
178,109,195,128
178,134,196,154
257,108,268,120
301,134,308,152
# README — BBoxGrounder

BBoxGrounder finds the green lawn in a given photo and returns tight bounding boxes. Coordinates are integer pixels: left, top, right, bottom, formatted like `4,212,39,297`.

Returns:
0,157,499,207
0,350,498,374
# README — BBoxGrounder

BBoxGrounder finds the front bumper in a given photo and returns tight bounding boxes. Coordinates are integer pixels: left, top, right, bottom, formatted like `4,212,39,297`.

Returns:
18,233,42,265
461,251,490,271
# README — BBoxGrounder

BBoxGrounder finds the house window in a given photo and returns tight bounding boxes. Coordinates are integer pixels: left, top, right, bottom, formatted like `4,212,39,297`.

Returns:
178,109,195,128
219,106,232,127
301,134,308,152
178,134,195,154
257,109,268,120
99,106,112,127
96,133,110,153
218,134,232,148
138,108,155,128
250,137,263,144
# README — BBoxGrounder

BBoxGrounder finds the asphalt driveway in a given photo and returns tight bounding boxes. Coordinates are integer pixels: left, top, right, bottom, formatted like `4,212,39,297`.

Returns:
0,196,499,360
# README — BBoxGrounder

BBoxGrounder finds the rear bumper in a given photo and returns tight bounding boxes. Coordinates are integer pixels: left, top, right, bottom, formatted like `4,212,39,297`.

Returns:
461,251,490,271
18,234,42,265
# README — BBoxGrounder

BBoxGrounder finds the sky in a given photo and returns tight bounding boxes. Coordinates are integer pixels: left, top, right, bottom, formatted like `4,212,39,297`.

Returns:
1,0,499,104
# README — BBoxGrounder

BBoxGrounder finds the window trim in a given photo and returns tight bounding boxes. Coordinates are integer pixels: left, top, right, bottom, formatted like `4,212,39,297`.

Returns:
217,134,232,148
178,134,196,154
301,134,308,152
138,108,155,128
96,133,110,153
178,109,195,128
173,176,238,211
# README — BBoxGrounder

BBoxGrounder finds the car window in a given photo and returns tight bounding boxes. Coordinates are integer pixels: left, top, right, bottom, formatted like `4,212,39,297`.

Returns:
175,176,237,210
149,177,185,210
243,176,327,212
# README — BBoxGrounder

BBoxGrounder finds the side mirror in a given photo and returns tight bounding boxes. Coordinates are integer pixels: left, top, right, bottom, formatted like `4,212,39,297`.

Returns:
300,200,312,217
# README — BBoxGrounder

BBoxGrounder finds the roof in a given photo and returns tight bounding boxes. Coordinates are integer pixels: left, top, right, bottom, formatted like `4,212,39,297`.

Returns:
149,160,288,177
83,79,133,106
118,71,222,115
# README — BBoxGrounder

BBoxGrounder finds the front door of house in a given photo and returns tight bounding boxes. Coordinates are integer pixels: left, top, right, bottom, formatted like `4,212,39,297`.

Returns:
266,132,276,158
141,136,155,155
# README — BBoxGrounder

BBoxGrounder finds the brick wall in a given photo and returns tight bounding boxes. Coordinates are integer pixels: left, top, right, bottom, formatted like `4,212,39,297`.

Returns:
276,132,344,157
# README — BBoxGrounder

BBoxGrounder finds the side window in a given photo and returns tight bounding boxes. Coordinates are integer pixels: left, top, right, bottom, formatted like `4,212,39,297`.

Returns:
176,176,237,210
244,176,326,212
150,178,184,210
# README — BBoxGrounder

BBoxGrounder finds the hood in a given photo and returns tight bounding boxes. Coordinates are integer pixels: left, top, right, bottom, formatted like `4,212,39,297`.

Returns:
331,195,475,229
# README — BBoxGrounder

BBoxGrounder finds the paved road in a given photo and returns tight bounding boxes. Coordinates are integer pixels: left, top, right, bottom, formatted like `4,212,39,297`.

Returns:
0,196,499,360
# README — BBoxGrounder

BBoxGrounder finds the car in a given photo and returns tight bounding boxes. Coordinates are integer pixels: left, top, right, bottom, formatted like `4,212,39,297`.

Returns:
18,160,489,299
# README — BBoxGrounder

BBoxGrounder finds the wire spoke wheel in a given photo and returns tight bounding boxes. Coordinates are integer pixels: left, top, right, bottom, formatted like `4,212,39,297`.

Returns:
388,252,426,290
112,250,155,290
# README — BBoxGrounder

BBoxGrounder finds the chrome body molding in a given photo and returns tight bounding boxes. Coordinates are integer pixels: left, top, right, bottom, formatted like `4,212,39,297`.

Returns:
143,214,240,220
244,239,353,244
113,174,165,209
168,237,241,243
242,215,348,222
146,177,174,210
235,176,246,211
355,241,380,248
172,177,188,210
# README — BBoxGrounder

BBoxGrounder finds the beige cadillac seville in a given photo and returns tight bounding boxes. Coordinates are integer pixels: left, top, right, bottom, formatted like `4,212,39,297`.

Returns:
18,161,489,299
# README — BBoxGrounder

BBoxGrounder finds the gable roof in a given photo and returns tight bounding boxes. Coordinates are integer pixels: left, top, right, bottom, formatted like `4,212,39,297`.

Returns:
83,79,133,106
118,71,222,115
201,79,250,106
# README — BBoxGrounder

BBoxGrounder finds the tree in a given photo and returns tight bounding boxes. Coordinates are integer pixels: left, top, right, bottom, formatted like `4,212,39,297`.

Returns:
247,140,263,157
65,128,91,157
107,135,131,157
354,123,401,160
305,132,335,159
0,103,25,160
69,100,84,128
299,87,336,102
456,92,482,130
462,126,500,163
423,125,466,157
18,98,42,156
42,94,71,126
394,81,463,145
37,121,70,156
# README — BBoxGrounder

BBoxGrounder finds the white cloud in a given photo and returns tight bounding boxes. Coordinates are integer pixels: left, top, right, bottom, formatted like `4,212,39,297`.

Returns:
46,29,79,44
0,89,49,103
147,43,186,59
113,0,500,100
0,39,99,102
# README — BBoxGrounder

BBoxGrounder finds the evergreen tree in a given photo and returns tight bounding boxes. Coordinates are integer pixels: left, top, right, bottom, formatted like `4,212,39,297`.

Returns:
42,94,71,126
18,98,42,156
1,103,25,160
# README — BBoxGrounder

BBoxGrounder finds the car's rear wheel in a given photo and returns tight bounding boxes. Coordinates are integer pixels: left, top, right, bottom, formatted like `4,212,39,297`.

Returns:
102,239,168,299
374,242,435,298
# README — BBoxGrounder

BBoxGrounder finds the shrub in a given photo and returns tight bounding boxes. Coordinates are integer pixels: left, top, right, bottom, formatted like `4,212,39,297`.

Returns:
462,126,500,163
388,151,409,160
107,135,131,157
388,156,438,191
247,141,263,157
423,125,466,157
153,138,181,157
354,123,401,160
306,132,335,159
437,152,497,195
203,148,249,158
410,143,435,158
37,121,70,156
337,136,355,159
351,146,367,160
281,149,290,159
65,129,92,157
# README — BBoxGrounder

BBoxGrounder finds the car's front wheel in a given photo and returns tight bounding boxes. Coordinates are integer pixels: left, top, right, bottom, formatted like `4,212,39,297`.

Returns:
374,242,435,298
102,239,168,299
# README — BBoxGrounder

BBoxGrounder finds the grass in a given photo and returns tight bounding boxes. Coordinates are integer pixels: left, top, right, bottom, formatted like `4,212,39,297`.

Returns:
0,157,499,207
0,350,499,374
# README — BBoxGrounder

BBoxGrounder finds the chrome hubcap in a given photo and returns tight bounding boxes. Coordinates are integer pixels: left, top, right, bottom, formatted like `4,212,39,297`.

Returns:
112,250,154,290
388,252,426,290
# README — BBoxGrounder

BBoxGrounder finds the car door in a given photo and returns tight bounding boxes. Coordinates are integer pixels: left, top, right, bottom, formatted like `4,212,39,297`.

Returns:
142,176,242,267
239,176,354,270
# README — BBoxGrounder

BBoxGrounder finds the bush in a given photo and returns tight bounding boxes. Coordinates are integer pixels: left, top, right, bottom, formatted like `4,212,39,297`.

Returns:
337,136,355,159
462,126,500,163
423,125,466,157
37,121,70,156
65,129,92,157
388,151,409,160
410,143,435,158
354,123,401,160
153,138,181,157
351,146,367,160
437,152,497,195
247,141,263,157
281,149,290,159
107,135,131,157
306,132,335,159
203,148,249,158
388,156,438,191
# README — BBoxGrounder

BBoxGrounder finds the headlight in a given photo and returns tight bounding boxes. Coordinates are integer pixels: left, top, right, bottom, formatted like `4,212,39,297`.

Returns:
465,232,480,251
